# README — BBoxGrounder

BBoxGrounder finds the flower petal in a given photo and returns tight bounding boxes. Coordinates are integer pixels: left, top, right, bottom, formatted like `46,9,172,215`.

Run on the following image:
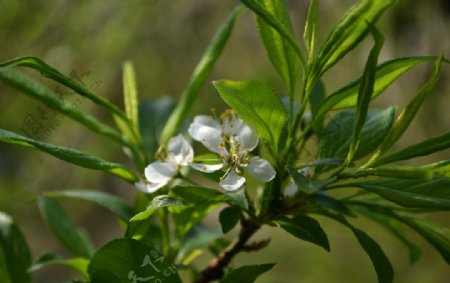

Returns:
246,156,276,182
189,162,223,173
193,115,221,130
188,116,223,153
167,134,194,165
135,181,165,194
223,113,243,136
236,123,259,152
219,166,245,191
144,162,177,185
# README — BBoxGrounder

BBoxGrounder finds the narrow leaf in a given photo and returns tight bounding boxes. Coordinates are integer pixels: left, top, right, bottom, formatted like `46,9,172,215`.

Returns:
312,0,396,78
241,0,306,67
219,263,275,283
351,205,421,263
309,80,326,123
127,195,186,240
130,195,186,223
361,166,433,180
256,0,300,96
304,0,318,63
275,215,330,251
0,128,137,183
37,196,94,258
160,5,243,143
30,253,89,279
372,56,444,159
139,97,176,159
122,61,140,137
326,213,394,283
346,25,384,163
318,108,395,168
0,211,32,283
0,68,125,144
314,56,438,122
171,203,222,236
170,186,227,204
289,167,336,194
214,80,287,153
0,56,127,120
393,215,450,264
44,190,135,222
347,177,450,209
372,131,450,167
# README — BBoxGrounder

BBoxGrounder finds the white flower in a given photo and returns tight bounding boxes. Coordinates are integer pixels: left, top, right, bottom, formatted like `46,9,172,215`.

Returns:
188,110,276,191
136,134,193,193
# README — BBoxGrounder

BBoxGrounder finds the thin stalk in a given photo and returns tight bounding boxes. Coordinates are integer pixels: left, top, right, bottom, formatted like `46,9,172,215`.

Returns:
158,208,171,257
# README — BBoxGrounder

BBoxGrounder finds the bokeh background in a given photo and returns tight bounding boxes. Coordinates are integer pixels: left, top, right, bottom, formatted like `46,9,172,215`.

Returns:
0,0,449,282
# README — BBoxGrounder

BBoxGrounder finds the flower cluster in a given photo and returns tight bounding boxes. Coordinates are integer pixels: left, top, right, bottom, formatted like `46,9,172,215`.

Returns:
136,110,276,193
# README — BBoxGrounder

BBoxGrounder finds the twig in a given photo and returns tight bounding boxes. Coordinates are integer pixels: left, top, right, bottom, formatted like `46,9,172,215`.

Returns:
194,219,261,283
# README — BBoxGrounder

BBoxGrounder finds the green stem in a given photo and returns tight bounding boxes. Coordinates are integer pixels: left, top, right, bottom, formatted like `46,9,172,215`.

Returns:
159,208,171,257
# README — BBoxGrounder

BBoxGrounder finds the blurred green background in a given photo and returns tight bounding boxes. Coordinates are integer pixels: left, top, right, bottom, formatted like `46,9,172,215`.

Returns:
0,0,449,282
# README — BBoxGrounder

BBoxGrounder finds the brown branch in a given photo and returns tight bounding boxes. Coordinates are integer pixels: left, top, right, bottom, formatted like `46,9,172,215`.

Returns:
194,219,261,283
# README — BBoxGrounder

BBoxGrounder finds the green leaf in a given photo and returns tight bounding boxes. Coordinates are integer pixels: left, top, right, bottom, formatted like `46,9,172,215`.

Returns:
128,195,186,238
370,56,444,160
37,196,94,258
219,206,241,234
0,211,32,283
289,167,336,194
139,97,176,159
351,205,421,263
0,56,127,120
169,187,227,236
224,189,249,210
346,25,384,164
360,166,433,180
310,192,354,216
393,215,450,264
309,80,326,124
214,80,287,153
219,263,275,283
423,160,450,178
160,5,243,143
241,0,306,67
304,0,318,63
177,225,222,263
170,186,227,204
122,61,139,134
312,0,396,78
326,213,394,283
347,177,450,209
275,215,330,251
0,128,137,183
314,56,438,123
44,190,135,222
256,0,300,96
171,203,221,237
130,195,186,223
29,252,89,279
0,67,125,145
88,238,181,283
371,131,450,167
318,108,395,166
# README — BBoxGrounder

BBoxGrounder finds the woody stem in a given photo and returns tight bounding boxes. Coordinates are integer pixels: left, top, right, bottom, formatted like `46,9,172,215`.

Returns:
194,219,261,283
